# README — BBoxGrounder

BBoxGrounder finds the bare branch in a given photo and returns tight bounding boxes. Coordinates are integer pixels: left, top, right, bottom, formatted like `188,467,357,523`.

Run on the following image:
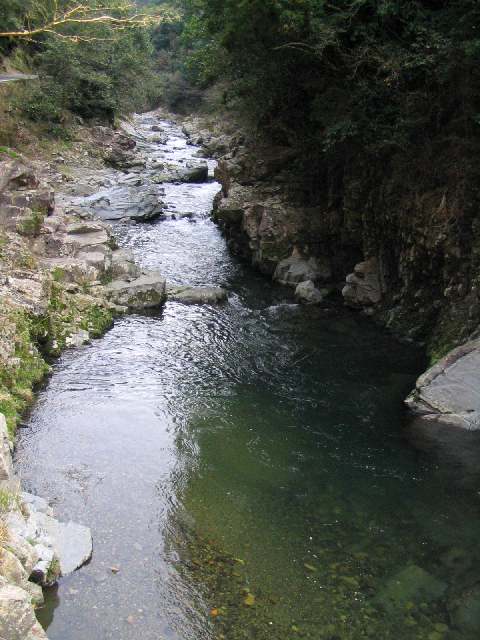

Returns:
0,1,176,41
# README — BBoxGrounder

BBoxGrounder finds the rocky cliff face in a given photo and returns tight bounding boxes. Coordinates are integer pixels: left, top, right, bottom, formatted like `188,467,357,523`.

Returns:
183,115,480,362
182,113,480,431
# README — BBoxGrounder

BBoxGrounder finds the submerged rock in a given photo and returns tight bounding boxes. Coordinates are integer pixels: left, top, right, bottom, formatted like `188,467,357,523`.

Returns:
449,586,480,635
34,514,92,576
167,285,228,305
406,338,480,429
375,565,447,612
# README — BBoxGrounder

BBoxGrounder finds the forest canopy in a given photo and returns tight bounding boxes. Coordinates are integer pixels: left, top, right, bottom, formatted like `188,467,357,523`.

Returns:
0,1,173,123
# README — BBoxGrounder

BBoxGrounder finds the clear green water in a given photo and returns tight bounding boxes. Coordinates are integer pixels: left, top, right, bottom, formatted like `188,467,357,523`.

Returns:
14,115,480,640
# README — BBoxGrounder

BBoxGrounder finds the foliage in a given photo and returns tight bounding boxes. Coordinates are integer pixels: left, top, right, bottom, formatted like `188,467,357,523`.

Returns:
0,1,167,124
175,1,480,163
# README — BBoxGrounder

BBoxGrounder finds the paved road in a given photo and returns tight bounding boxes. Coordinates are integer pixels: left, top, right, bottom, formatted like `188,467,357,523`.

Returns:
0,73,38,84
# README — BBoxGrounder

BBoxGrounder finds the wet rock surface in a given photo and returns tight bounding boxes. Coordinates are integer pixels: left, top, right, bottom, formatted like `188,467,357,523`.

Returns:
342,257,383,308
167,284,227,305
406,339,480,429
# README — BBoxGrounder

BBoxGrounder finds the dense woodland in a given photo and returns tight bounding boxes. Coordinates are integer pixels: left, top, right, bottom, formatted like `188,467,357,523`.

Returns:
2,1,480,155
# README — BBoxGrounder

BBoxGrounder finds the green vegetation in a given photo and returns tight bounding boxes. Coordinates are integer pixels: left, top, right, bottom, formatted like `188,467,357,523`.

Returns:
0,309,50,436
174,1,480,161
0,146,20,159
0,1,169,126
46,556,61,584
0,285,113,436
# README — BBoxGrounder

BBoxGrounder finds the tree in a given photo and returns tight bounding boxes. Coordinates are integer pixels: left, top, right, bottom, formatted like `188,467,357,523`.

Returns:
0,1,174,42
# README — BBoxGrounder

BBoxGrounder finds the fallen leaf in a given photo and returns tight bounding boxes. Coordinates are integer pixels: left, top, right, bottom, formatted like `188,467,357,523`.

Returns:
244,593,255,606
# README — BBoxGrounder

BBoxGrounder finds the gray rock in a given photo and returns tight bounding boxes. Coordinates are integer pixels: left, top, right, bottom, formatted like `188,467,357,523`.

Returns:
375,565,447,613
294,280,323,304
2,528,39,576
0,547,29,588
106,273,166,310
110,249,141,280
182,162,209,183
406,338,480,430
153,162,209,185
274,254,331,287
342,257,383,307
65,330,90,348
34,514,92,576
84,186,164,222
0,584,47,640
167,285,228,305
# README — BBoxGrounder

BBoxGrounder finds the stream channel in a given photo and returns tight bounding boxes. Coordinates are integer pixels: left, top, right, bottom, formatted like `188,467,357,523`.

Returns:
14,114,480,640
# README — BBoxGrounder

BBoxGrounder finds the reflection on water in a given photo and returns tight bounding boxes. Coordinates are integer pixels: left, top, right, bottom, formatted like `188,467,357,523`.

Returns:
14,115,480,640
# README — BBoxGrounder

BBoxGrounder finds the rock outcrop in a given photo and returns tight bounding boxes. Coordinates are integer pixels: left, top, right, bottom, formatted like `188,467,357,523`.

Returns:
1,412,92,639
105,272,167,310
184,111,480,434
342,258,383,308
167,285,228,305
406,339,480,430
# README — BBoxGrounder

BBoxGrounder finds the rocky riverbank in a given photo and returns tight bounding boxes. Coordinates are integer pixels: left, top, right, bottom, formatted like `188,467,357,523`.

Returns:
181,112,480,433
0,113,228,638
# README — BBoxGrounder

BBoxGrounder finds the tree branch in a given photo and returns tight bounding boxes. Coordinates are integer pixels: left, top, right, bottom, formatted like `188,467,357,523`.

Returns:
0,1,174,40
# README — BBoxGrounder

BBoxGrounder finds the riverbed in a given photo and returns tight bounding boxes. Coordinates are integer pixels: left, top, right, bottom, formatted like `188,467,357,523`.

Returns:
14,114,480,640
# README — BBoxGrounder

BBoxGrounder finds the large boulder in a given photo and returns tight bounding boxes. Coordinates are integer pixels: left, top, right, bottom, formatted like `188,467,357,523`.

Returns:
152,161,209,185
406,338,480,430
84,186,164,222
105,273,167,310
274,253,331,287
295,280,324,305
182,161,209,183
0,159,39,193
342,257,383,307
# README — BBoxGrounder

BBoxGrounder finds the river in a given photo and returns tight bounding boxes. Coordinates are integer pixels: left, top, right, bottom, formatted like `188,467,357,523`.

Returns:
14,114,480,640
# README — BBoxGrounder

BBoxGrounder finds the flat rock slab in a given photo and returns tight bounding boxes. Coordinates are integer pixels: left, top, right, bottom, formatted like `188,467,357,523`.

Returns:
167,285,227,305
406,338,480,429
36,513,92,576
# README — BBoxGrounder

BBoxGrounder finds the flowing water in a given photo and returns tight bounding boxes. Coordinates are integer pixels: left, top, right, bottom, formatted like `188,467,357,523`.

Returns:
14,115,480,640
